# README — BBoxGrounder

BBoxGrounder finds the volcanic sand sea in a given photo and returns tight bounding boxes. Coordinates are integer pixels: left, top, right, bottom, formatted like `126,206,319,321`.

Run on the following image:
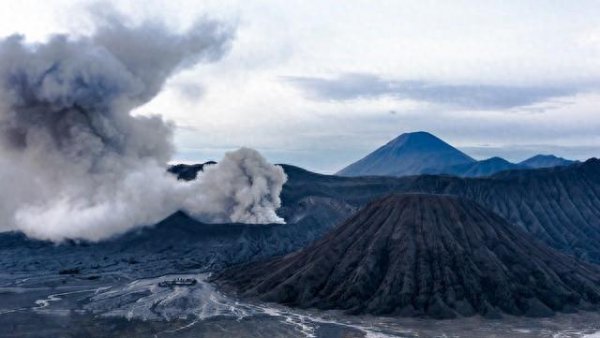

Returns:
2,273,600,337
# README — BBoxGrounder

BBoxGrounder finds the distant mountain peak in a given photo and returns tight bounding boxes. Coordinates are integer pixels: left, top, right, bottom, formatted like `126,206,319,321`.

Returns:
530,154,557,159
385,131,456,148
484,156,509,162
337,132,578,178
427,156,523,178
389,131,437,142
337,131,475,177
519,154,574,169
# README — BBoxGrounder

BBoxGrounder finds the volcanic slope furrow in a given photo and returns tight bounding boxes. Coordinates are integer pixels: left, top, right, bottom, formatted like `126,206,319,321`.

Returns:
216,194,600,319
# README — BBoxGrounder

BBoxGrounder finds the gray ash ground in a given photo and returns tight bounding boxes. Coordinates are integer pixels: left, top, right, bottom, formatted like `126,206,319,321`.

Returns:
1,272,600,338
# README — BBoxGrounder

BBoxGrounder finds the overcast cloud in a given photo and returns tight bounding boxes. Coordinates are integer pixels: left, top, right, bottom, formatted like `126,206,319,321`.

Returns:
0,0,599,173
285,73,590,110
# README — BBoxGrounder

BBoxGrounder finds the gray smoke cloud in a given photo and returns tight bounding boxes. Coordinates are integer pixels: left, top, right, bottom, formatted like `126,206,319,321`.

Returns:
183,148,287,224
0,14,287,242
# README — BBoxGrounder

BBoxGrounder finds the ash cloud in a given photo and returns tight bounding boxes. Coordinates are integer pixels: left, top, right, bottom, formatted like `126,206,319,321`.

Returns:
183,148,286,224
0,13,287,242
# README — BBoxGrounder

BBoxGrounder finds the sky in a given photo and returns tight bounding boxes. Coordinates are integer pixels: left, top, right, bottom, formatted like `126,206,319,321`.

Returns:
0,0,599,173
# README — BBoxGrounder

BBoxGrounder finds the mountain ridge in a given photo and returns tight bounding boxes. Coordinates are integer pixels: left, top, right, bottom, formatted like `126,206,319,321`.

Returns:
281,158,600,263
520,154,575,169
428,156,525,177
337,131,577,177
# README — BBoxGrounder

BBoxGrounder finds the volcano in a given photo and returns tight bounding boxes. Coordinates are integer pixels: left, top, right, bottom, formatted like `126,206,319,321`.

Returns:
215,194,600,319
336,131,475,177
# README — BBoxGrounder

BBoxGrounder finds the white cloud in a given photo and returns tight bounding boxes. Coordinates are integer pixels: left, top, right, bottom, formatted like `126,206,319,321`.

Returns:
1,0,599,173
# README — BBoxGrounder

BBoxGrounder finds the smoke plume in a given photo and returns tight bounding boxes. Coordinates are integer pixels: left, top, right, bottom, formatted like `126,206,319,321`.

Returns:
0,14,287,242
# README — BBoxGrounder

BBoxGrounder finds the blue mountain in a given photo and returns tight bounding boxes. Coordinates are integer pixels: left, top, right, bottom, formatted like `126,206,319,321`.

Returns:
337,131,475,177
436,156,524,177
519,154,575,169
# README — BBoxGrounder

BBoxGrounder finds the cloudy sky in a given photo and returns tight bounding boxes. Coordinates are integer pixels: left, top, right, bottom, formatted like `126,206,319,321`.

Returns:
0,0,599,173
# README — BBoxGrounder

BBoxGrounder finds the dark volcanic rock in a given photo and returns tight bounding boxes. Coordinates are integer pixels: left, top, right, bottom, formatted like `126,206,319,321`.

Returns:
168,161,216,181
216,194,600,319
0,211,334,279
280,158,600,263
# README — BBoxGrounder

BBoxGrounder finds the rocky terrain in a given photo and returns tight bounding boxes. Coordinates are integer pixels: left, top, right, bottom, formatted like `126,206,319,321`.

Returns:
168,161,217,181
215,194,600,319
280,159,600,263
0,211,333,280
0,158,598,336
5,158,598,283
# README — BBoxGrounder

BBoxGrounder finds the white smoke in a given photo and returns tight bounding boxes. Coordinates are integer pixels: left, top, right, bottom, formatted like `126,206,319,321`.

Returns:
184,148,287,224
0,13,287,242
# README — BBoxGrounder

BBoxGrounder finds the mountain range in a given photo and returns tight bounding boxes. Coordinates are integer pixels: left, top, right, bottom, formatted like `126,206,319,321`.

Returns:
281,158,600,263
337,131,576,177
167,158,600,264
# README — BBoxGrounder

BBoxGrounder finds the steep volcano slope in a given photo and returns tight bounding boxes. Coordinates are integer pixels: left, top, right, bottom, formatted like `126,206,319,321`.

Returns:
280,159,600,263
337,131,475,177
216,194,600,319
